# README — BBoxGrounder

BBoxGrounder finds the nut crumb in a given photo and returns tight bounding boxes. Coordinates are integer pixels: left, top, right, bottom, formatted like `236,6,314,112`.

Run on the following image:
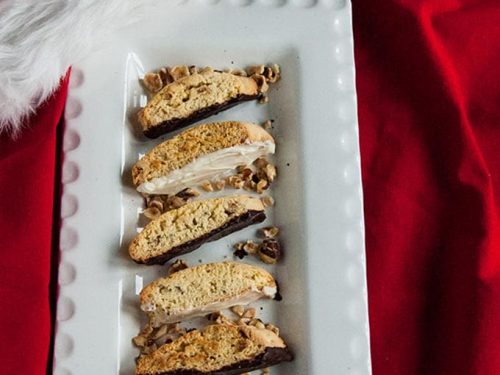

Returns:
261,195,275,208
262,120,273,131
264,163,277,182
243,307,256,319
258,94,269,104
251,74,269,94
247,65,265,76
143,206,161,220
168,196,186,209
242,240,259,254
254,157,269,169
176,188,200,199
227,175,244,189
256,179,268,194
258,239,281,264
201,181,214,192
237,317,252,326
168,65,190,81
265,323,280,335
212,180,226,191
142,72,163,92
231,305,245,317
260,226,280,238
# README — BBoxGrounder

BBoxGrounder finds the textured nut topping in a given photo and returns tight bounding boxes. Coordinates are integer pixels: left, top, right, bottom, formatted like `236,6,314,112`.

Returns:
227,175,244,189
243,307,256,319
258,94,269,104
258,239,281,264
260,226,280,238
264,164,277,182
256,179,268,194
251,74,269,94
231,305,245,317
262,120,273,131
201,181,214,192
143,206,161,220
247,65,265,76
243,240,259,254
261,195,275,208
168,65,190,81
212,180,226,191
142,72,163,92
265,323,280,335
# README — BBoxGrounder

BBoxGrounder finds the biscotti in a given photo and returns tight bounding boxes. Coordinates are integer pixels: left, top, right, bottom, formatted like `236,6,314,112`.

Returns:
135,323,293,375
138,70,260,138
140,262,277,326
129,195,266,264
132,121,275,195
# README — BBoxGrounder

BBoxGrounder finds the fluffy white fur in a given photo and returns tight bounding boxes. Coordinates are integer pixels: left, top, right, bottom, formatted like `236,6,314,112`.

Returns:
0,0,148,135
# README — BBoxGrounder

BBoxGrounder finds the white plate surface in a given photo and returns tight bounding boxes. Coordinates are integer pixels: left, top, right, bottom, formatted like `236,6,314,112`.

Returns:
55,0,371,374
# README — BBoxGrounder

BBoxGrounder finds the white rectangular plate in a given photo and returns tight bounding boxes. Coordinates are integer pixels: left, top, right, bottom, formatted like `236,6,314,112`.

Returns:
55,0,371,374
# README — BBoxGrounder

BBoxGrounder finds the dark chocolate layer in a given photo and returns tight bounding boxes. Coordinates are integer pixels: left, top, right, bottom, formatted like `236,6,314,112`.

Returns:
138,347,293,375
137,210,266,265
143,94,260,139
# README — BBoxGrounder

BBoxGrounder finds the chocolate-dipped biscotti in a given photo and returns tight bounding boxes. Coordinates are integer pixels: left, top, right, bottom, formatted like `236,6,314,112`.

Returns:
135,323,293,375
132,121,275,196
138,70,260,138
140,262,277,326
129,195,266,264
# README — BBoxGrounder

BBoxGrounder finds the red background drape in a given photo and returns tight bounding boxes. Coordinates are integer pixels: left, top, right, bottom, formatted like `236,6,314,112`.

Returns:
1,1,499,373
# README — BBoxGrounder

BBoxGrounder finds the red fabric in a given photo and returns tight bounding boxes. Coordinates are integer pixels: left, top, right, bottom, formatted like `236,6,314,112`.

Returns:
2,1,500,374
352,0,500,374
0,73,69,374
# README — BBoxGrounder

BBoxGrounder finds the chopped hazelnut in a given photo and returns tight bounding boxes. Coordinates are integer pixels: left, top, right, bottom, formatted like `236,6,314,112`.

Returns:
212,180,226,191
258,94,269,104
256,179,269,194
143,206,161,220
142,344,157,354
148,196,165,211
237,317,252,326
168,196,186,209
260,226,280,238
152,324,169,340
252,320,266,329
132,334,148,348
158,68,173,85
254,157,269,169
233,248,248,259
201,181,214,192
251,74,269,93
261,195,275,208
142,72,163,92
239,168,254,181
168,65,190,81
243,240,259,254
227,175,244,189
247,65,265,76
264,163,277,182
258,239,281,264
243,307,256,319
231,305,245,317
243,179,257,191
265,323,280,335
262,120,273,131
176,188,200,199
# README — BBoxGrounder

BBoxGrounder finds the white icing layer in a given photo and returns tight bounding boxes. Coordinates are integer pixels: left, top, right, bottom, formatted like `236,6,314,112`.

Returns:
137,141,275,195
143,287,277,326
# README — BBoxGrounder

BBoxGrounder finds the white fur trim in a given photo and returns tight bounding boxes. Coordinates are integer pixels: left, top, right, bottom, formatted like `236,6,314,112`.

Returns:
0,0,147,135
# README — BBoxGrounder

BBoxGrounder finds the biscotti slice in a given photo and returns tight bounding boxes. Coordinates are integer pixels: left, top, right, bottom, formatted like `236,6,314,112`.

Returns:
136,323,293,374
139,70,260,138
132,121,275,195
140,262,277,326
129,195,265,264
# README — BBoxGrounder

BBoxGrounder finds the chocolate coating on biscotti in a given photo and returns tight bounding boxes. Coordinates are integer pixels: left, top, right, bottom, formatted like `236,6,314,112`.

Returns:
135,210,266,265
138,347,293,375
143,94,259,139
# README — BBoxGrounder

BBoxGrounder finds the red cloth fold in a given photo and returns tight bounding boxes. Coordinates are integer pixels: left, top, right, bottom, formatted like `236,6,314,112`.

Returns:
352,0,500,374
0,73,69,374
1,1,500,374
